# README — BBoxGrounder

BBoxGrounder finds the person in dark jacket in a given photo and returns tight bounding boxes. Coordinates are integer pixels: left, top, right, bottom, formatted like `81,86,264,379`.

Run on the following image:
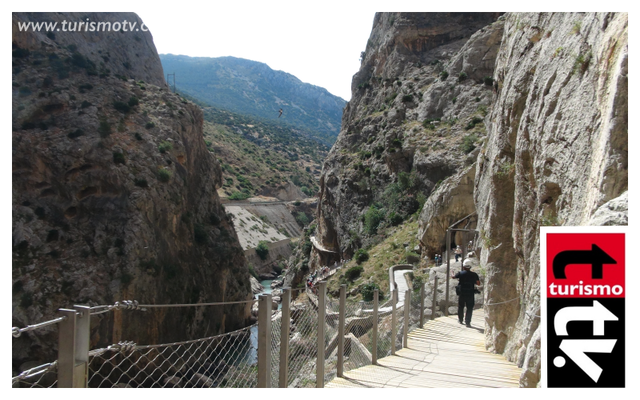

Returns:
452,259,480,327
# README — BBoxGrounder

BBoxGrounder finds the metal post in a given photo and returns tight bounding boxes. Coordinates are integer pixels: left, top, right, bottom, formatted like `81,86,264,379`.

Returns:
372,289,379,365
57,309,77,388
432,275,439,320
316,281,326,388
419,283,425,328
403,290,410,348
337,285,346,377
257,294,272,388
445,229,451,316
73,305,91,388
279,288,291,388
391,289,397,355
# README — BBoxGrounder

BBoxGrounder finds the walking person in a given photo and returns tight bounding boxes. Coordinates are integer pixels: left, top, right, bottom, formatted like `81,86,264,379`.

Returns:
452,259,480,327
454,245,462,262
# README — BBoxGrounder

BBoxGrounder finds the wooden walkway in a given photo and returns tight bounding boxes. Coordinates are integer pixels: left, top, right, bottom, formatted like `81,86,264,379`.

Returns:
326,310,522,388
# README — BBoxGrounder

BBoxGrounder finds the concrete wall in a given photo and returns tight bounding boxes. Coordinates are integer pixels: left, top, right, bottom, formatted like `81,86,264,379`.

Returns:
245,238,293,275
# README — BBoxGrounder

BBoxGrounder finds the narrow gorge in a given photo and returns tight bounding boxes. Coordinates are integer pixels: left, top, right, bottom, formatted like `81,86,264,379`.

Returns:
12,11,628,389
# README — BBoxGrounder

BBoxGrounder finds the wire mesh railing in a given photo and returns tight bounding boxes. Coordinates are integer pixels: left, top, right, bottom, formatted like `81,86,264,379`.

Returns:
287,291,318,388
87,322,259,388
12,362,58,388
12,271,448,388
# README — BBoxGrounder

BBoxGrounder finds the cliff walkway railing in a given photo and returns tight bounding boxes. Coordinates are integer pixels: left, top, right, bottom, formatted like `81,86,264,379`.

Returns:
12,274,459,388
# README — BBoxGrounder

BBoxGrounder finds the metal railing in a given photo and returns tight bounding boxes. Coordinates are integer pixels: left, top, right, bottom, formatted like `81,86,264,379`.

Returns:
13,273,449,388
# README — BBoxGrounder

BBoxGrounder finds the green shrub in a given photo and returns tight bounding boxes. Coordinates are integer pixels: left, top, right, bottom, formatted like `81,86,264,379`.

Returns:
461,134,478,154
134,178,148,188
295,212,309,227
483,76,494,86
389,212,403,226
158,141,173,153
256,241,270,260
113,152,125,164
384,93,398,104
113,101,130,113
440,71,449,80
458,72,468,82
344,265,363,281
145,121,155,129
361,282,383,301
248,264,259,279
98,120,112,138
364,206,384,234
354,249,369,264
401,94,413,103
81,100,91,109
398,171,412,191
157,168,171,182
128,96,139,107
229,191,251,200
412,274,425,292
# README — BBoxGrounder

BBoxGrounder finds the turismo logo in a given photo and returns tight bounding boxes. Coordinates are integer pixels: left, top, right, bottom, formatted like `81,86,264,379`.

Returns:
545,233,625,388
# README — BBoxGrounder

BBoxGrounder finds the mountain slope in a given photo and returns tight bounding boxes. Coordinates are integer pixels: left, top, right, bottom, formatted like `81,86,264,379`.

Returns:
12,12,252,368
196,103,326,201
160,54,346,145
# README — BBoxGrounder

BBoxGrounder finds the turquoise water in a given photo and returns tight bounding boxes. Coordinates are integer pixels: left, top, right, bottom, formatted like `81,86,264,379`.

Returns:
244,279,279,365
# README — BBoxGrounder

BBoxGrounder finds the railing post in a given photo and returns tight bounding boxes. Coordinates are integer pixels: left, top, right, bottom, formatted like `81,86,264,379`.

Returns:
445,229,451,316
337,284,346,377
432,275,439,320
316,281,326,388
257,294,272,388
419,283,425,328
372,289,379,365
73,305,91,388
403,290,410,348
391,289,397,355
57,309,77,388
279,288,291,388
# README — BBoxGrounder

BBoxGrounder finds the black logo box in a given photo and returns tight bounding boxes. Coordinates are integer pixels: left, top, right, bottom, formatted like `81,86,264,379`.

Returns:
547,298,625,388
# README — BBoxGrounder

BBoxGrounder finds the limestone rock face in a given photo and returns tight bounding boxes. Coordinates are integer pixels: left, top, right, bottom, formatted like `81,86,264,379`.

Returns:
12,12,252,367
317,12,503,260
317,11,627,388
12,12,166,88
588,191,628,226
475,12,627,386
417,164,476,256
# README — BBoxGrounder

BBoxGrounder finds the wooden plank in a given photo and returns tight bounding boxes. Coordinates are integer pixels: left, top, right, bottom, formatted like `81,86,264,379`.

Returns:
326,310,522,388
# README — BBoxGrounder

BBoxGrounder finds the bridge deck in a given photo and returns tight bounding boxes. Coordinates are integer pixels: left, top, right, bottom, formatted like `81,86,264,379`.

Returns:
326,310,522,388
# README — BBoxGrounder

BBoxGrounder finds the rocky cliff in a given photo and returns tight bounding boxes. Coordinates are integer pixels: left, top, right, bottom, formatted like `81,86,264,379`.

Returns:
474,12,627,387
316,12,627,387
317,12,503,260
12,12,252,369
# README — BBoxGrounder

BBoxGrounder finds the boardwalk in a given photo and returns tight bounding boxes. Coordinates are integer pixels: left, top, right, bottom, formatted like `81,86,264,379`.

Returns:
326,310,522,388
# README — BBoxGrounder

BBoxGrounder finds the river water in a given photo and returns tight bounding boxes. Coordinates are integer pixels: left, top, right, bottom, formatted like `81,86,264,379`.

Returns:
242,280,278,365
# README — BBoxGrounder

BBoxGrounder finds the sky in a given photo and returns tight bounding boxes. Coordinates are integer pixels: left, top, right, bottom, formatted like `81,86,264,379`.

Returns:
137,3,378,101
11,0,629,101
